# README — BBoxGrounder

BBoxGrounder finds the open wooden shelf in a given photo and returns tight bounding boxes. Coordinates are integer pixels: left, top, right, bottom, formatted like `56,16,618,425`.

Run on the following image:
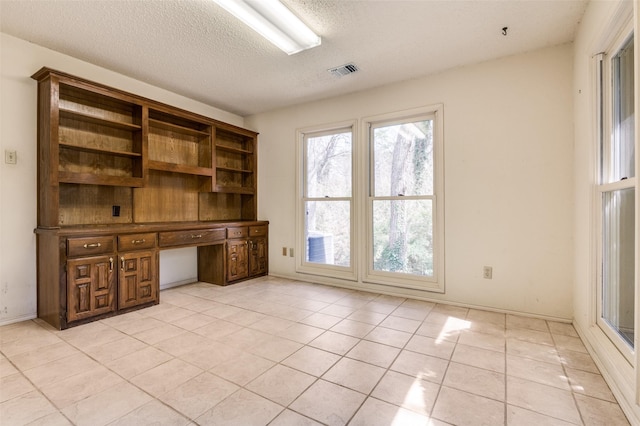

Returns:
59,142,142,158
60,108,142,131
148,160,214,177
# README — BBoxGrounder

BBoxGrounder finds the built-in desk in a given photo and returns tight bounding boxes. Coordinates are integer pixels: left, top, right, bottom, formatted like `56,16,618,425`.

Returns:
35,220,268,329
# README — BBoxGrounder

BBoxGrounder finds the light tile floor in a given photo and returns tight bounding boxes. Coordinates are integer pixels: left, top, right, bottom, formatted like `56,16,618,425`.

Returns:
0,276,631,425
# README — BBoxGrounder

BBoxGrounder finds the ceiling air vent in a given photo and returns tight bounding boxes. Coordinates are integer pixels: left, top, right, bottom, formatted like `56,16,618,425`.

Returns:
329,63,359,77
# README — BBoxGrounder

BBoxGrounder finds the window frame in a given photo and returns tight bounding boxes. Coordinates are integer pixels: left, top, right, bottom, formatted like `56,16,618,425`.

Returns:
595,19,636,364
363,105,445,292
296,121,358,281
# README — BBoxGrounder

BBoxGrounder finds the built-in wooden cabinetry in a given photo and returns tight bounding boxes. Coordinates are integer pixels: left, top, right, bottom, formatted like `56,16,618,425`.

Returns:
33,68,268,329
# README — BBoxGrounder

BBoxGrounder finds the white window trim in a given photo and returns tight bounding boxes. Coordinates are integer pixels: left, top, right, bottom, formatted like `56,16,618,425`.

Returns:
362,104,445,292
594,16,636,365
295,120,358,281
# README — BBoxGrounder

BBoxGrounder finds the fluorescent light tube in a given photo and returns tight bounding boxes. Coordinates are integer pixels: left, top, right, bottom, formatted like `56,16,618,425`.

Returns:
213,0,321,55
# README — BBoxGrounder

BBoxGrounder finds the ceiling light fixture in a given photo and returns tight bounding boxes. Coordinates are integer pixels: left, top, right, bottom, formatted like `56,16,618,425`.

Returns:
213,0,321,55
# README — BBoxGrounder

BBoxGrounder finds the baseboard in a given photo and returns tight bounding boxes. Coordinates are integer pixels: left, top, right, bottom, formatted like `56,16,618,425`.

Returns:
0,313,37,327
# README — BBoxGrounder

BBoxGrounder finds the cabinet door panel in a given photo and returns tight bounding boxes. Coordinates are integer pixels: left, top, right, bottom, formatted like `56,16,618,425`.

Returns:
67,255,115,322
249,237,267,277
118,250,158,309
227,240,248,281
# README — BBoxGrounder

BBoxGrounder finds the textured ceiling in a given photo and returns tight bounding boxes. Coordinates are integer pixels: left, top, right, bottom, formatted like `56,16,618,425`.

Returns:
0,0,588,116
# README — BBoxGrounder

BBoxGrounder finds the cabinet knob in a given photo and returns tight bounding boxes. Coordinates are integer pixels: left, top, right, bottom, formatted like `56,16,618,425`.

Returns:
83,242,101,249
120,257,125,270
109,257,114,271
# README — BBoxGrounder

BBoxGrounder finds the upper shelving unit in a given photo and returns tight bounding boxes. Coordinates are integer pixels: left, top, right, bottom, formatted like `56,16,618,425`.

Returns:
32,67,259,226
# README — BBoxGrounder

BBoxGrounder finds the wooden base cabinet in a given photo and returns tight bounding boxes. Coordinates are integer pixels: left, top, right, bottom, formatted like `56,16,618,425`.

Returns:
67,255,116,322
118,250,158,310
227,239,249,282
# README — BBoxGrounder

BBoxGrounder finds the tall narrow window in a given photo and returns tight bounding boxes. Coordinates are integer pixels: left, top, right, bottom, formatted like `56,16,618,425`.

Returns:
597,33,636,358
299,126,354,277
366,107,444,291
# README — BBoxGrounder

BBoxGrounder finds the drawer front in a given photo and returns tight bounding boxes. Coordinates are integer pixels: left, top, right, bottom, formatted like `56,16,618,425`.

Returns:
67,236,115,257
118,233,157,251
249,226,268,237
159,228,225,248
227,227,248,239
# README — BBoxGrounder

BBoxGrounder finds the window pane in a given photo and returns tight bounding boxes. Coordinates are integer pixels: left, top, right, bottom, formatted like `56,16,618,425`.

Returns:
373,120,433,196
305,200,350,267
611,37,635,181
306,132,352,198
602,187,635,348
372,199,433,276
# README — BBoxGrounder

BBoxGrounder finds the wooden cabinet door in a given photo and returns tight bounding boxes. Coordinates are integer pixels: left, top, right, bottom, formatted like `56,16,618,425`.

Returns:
249,237,267,277
227,240,248,282
118,250,158,309
67,255,116,322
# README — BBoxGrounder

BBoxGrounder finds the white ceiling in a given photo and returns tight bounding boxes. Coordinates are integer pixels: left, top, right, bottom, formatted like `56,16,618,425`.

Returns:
1,0,588,117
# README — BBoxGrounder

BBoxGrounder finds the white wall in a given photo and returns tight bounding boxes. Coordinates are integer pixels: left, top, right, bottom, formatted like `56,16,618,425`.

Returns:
572,1,640,423
0,33,245,325
246,43,575,320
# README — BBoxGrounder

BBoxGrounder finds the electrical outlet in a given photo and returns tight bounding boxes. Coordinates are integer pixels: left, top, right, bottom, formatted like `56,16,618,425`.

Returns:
289,248,294,257
4,150,17,165
282,247,287,256
483,266,493,279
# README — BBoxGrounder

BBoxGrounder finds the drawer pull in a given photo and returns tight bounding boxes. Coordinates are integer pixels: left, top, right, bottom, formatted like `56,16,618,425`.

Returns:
121,256,125,270
131,239,146,245
109,257,114,272
83,243,101,249
191,234,203,239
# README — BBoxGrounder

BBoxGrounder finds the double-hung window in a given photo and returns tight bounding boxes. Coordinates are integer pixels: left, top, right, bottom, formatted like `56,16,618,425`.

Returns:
596,25,636,360
298,124,355,279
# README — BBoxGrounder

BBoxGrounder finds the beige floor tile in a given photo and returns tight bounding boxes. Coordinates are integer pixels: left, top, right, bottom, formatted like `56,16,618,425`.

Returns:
289,379,366,426
210,351,275,386
349,397,433,426
379,316,422,333
145,305,195,323
247,335,303,362
22,353,100,388
25,411,73,426
553,334,588,354
506,354,570,390
0,355,18,378
458,329,506,353
217,327,271,350
178,340,242,370
557,349,600,374
40,366,123,408
248,316,295,334
330,319,376,338
431,304,468,318
133,323,187,345
0,330,62,357
269,409,323,426
507,405,576,425
192,319,244,340
309,330,360,355
467,320,507,337
0,390,57,425
61,382,152,426
415,321,463,342
323,357,385,394
159,372,239,419
105,315,165,335
282,346,340,376
405,334,455,360
81,335,148,364
364,326,412,348
507,338,562,365
391,306,430,321
547,321,579,337
574,393,631,426
506,315,548,332
130,358,202,397
154,331,212,357
319,304,358,318
0,372,34,402
299,312,343,329
371,370,440,416
451,343,505,374
246,364,315,406
223,309,267,327
59,322,126,350
399,298,436,312
6,341,79,371
277,323,324,344
506,327,555,346
443,361,505,401
346,309,388,325
432,386,505,426
466,309,506,327
346,340,400,368
507,376,581,424
111,399,190,425
170,313,217,331
106,346,173,379
565,367,616,402
195,389,283,426
390,350,449,384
